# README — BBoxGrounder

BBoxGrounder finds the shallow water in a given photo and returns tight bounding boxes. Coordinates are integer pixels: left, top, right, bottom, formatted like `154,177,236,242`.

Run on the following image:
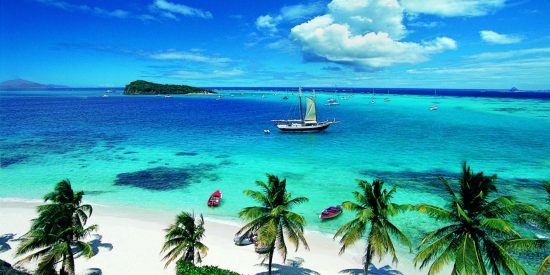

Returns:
1,90,549,271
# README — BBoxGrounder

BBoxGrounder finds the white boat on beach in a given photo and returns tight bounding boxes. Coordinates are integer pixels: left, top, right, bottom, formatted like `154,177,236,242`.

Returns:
273,88,337,133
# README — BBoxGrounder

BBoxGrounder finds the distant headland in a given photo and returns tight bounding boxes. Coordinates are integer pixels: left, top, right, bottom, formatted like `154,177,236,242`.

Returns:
0,79,66,90
123,80,215,95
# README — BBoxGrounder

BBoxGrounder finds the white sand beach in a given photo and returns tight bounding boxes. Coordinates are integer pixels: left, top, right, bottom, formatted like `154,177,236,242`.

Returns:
0,200,429,275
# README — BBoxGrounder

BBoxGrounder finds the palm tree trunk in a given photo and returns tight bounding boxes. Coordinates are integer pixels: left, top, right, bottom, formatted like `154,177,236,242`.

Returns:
60,254,67,275
268,245,275,275
64,239,76,275
364,244,372,275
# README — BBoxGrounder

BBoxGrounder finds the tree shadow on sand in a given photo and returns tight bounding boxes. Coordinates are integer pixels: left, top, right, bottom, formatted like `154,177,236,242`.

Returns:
0,233,18,253
74,234,113,258
83,267,102,275
340,264,403,275
255,257,321,275
88,234,113,255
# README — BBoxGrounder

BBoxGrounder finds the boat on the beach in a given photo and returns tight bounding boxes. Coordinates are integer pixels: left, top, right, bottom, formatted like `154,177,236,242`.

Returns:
207,190,222,207
319,205,343,219
272,87,337,133
233,234,257,246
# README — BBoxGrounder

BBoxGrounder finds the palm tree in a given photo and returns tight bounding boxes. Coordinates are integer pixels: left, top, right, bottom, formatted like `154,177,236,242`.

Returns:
161,211,208,268
334,179,412,274
237,174,309,275
536,182,550,275
16,179,96,275
415,162,545,275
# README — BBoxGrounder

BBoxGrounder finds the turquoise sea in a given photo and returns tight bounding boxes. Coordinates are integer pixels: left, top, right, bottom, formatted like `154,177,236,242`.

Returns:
1,89,549,270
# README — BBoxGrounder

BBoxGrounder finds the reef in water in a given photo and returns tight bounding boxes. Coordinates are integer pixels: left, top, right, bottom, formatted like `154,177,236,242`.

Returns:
175,152,198,156
0,155,29,168
114,164,219,191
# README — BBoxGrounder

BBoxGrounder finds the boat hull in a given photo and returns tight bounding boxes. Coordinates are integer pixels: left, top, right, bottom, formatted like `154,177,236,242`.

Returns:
207,190,222,207
276,122,333,132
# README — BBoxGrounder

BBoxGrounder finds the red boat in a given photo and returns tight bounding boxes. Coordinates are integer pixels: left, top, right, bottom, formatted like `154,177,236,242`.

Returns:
319,205,342,219
207,190,222,207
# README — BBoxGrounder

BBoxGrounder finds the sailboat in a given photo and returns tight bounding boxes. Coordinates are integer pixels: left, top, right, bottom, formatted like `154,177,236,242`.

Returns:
273,87,337,132
430,89,438,111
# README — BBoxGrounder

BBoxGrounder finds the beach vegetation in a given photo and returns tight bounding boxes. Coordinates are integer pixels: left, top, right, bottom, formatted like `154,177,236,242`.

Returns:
15,179,96,275
176,260,239,275
0,259,30,275
161,211,208,268
123,80,215,95
414,162,547,275
237,174,309,275
334,179,412,274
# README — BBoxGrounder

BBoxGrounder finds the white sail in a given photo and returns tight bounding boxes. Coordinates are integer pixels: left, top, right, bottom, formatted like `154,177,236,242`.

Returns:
304,96,317,122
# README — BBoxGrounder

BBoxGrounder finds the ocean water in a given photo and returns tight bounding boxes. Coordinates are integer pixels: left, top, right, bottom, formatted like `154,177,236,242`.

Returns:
1,90,549,270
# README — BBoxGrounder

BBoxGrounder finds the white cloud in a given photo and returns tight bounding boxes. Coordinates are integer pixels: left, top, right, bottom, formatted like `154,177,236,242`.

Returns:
36,0,130,18
256,15,278,33
401,0,506,17
469,47,550,60
256,1,324,32
148,51,232,66
152,0,212,19
167,69,244,79
480,30,523,44
407,57,550,77
290,0,456,70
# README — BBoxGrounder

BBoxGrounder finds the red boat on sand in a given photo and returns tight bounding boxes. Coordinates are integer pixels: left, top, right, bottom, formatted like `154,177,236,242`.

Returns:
319,205,342,219
207,190,222,207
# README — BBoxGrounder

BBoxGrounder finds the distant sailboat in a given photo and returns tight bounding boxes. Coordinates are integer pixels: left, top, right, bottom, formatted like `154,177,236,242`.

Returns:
273,88,337,132
430,89,438,110
384,89,391,102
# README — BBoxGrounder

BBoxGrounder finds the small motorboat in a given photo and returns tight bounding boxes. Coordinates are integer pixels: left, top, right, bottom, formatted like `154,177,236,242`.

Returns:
164,95,172,98
207,190,222,207
430,105,438,111
325,98,340,106
263,129,270,134
319,205,343,219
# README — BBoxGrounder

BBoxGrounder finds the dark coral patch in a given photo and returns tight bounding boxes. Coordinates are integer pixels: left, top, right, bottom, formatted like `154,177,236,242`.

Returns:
215,154,230,159
123,151,138,155
0,155,29,168
175,152,198,156
114,164,219,191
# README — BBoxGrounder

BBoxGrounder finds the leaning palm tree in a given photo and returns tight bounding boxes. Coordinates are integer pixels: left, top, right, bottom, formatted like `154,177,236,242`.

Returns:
16,179,96,275
415,162,545,275
334,179,412,274
161,211,208,268
237,174,309,275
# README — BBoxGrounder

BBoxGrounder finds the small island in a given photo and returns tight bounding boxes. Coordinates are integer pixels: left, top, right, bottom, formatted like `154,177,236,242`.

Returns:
123,80,215,95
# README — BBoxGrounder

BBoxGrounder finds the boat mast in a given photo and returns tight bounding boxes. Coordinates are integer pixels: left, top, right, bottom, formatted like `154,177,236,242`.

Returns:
298,87,304,122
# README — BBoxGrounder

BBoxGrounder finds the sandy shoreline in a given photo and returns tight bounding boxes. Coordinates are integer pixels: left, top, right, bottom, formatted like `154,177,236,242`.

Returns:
0,199,427,275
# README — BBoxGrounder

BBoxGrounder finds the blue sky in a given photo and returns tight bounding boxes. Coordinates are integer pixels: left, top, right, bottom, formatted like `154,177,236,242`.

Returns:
1,0,549,89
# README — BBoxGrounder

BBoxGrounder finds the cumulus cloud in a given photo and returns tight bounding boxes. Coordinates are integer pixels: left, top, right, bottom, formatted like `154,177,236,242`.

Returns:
256,1,324,32
401,0,506,17
152,0,212,19
480,30,523,44
290,0,456,70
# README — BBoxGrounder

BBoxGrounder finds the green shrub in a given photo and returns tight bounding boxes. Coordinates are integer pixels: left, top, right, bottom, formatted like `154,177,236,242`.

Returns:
176,260,239,275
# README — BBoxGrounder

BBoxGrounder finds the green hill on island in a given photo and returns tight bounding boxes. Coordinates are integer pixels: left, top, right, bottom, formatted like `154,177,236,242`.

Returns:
123,80,215,95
